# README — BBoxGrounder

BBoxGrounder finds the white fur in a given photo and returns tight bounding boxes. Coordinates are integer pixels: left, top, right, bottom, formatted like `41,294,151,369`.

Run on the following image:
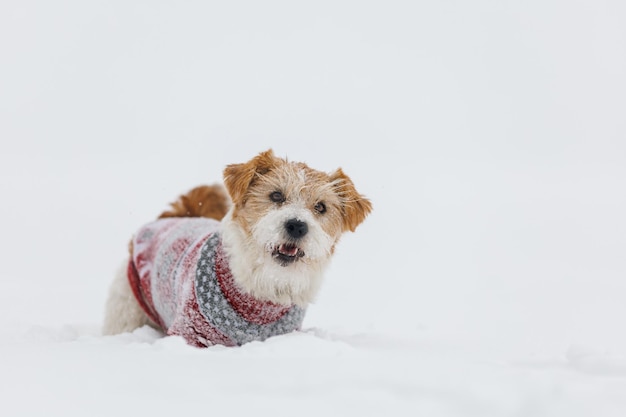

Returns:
221,204,334,307
102,260,155,335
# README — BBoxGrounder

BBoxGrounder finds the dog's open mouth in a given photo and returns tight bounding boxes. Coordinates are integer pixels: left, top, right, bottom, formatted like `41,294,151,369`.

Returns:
272,243,305,266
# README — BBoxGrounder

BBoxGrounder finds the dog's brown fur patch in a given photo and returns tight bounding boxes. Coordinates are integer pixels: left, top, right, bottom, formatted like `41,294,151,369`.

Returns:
159,184,231,220
329,168,373,232
223,150,278,206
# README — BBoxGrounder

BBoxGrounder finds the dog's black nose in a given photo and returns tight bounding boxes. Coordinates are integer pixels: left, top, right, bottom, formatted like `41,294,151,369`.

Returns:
285,219,308,239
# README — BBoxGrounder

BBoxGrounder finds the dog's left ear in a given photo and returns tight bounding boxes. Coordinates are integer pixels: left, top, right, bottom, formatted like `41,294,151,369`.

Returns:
329,168,372,232
223,149,278,205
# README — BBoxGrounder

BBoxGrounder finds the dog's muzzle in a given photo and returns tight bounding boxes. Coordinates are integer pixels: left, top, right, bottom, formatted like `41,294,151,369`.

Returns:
272,219,308,266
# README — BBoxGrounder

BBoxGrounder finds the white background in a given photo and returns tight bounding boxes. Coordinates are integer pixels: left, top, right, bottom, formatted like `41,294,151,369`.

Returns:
1,1,625,415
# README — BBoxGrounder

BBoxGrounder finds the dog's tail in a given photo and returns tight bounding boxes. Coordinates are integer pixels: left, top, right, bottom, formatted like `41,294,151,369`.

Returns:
159,185,231,221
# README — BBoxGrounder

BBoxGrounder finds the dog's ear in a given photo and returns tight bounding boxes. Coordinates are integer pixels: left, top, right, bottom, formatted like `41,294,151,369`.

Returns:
223,149,278,205
329,168,372,232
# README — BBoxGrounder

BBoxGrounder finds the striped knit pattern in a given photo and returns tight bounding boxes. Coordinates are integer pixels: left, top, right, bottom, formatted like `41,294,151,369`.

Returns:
128,217,305,347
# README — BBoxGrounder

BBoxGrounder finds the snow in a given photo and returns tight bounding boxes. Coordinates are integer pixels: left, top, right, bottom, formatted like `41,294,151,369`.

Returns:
1,1,625,415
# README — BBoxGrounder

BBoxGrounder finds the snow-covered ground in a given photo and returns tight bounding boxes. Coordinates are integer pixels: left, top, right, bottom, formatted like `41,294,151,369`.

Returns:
1,1,625,416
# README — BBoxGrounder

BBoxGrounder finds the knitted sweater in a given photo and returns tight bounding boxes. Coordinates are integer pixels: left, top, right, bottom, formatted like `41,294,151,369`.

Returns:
128,217,305,347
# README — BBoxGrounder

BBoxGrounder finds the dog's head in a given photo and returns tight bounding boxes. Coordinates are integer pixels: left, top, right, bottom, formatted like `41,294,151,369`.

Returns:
220,149,372,306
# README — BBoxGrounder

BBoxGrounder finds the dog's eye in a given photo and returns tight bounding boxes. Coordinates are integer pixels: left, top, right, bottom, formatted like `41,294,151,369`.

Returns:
269,191,286,203
314,202,326,214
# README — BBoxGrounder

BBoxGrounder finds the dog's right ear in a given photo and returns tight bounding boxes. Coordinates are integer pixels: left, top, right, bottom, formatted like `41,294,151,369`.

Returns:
223,149,278,205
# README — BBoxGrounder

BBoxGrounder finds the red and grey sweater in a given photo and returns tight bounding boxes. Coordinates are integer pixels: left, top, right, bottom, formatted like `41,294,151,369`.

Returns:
128,217,305,347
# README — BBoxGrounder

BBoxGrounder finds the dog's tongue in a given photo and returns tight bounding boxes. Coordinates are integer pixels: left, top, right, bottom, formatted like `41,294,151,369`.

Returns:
279,243,299,257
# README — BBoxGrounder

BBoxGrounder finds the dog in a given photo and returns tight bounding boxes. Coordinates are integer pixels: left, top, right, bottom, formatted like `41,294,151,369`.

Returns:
102,149,372,347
